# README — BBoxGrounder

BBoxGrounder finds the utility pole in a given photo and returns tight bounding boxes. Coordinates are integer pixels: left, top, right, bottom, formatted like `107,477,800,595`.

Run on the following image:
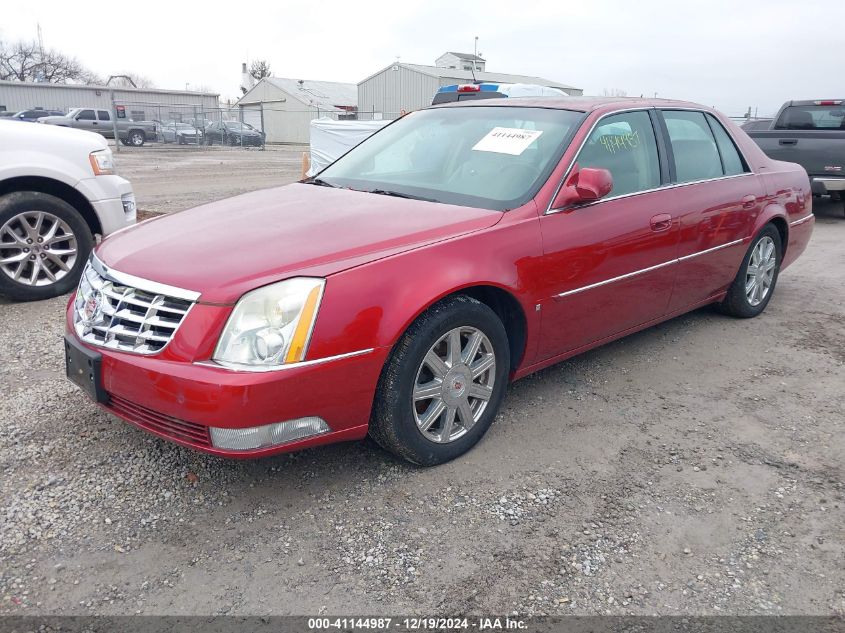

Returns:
474,36,479,70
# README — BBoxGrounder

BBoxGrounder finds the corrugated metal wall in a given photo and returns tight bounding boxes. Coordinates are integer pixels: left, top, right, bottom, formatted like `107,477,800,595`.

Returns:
0,81,218,116
358,67,440,119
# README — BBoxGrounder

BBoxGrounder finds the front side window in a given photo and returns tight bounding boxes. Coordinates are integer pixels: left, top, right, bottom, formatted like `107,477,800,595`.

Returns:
574,110,661,198
662,111,723,183
318,106,583,211
77,110,96,120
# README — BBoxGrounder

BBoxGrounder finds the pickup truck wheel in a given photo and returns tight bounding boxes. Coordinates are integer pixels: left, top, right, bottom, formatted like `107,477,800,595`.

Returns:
370,295,510,466
128,131,145,147
0,192,93,301
717,224,782,318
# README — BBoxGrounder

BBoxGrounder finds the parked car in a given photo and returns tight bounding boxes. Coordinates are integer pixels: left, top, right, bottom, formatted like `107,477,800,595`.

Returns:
432,82,567,105
64,97,813,465
0,111,17,119
8,109,65,122
160,121,204,145
39,108,157,147
745,99,845,207
0,121,135,301
204,121,264,146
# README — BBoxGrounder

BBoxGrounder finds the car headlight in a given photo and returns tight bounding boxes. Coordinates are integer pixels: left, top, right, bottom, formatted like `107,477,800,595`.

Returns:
89,149,114,175
213,278,325,369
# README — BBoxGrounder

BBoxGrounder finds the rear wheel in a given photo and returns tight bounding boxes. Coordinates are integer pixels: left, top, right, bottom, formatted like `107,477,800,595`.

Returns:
717,224,782,318
0,192,93,301
128,130,145,147
370,295,510,466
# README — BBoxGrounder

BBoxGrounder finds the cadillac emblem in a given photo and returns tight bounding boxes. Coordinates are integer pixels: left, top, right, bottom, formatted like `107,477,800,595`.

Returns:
81,290,103,326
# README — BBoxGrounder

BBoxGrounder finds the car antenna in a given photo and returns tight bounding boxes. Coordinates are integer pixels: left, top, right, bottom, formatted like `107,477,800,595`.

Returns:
471,36,479,84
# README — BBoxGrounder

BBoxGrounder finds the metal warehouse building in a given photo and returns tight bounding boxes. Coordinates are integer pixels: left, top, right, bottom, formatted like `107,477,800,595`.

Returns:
0,80,219,122
236,77,357,144
358,57,583,119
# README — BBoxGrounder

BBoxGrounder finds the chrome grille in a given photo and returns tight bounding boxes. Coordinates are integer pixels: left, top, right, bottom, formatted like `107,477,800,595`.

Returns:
73,258,195,355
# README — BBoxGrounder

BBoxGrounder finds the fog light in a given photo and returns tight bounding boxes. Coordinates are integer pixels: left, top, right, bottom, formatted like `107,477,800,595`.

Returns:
209,417,330,451
121,193,137,222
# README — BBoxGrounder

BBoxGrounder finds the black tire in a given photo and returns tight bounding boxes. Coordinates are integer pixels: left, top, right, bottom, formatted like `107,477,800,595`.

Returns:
120,139,131,146
0,192,94,301
177,135,185,145
717,224,782,318
370,295,510,466
128,130,145,147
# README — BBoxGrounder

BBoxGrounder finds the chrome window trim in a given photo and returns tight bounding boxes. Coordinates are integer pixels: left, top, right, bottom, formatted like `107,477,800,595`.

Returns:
196,348,376,373
789,214,814,227
91,255,201,302
545,106,755,216
553,238,745,300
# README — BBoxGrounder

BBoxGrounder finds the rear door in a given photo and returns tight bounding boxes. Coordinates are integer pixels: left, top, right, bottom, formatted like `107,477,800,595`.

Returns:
96,110,113,137
658,110,762,312
537,109,679,359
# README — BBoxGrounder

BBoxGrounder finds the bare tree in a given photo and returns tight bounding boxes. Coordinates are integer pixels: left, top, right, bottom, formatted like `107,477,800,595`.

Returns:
0,38,99,84
249,60,272,81
106,73,156,89
602,87,628,97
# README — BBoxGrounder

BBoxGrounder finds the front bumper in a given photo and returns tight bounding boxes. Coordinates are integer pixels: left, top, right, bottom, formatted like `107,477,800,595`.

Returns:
77,176,136,235
65,301,388,458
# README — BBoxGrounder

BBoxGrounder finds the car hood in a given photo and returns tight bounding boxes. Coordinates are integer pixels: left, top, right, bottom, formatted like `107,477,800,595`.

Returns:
96,183,503,304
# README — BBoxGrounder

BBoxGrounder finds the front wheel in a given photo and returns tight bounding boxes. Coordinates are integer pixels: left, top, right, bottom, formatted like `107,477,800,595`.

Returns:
370,295,510,466
717,224,782,318
0,192,94,301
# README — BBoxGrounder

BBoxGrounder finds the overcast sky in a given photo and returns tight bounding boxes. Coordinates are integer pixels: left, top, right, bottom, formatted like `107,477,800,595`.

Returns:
2,0,843,116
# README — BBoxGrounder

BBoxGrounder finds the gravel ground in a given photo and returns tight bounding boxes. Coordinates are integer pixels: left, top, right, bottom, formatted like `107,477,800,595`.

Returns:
0,149,843,616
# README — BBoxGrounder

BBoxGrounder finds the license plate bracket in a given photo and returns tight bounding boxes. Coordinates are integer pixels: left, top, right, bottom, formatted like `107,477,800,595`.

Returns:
65,335,108,404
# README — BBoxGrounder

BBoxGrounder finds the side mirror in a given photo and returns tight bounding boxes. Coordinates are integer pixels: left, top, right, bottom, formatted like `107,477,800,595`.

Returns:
551,166,613,209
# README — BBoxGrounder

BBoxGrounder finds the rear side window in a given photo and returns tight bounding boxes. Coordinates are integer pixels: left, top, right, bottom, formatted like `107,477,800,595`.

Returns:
775,105,845,130
98,110,111,121
705,114,747,176
662,111,723,183
77,110,96,120
575,110,661,198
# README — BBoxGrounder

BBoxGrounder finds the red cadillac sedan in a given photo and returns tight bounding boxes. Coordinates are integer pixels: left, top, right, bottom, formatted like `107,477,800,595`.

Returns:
65,98,814,465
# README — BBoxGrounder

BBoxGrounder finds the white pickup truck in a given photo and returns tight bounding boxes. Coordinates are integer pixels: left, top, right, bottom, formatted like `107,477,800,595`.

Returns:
0,121,136,301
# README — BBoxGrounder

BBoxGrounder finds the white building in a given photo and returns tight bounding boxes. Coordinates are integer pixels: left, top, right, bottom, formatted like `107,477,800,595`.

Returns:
435,52,486,72
0,80,219,122
358,56,582,119
236,77,357,144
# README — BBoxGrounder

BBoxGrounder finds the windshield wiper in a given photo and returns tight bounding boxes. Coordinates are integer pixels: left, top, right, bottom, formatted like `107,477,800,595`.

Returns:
304,177,338,188
367,189,438,203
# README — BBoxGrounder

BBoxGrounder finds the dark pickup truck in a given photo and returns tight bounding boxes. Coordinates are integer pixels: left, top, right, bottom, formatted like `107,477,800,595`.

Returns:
746,99,845,210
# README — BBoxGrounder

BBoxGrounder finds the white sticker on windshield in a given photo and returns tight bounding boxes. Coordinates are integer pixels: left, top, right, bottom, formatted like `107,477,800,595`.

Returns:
472,127,544,155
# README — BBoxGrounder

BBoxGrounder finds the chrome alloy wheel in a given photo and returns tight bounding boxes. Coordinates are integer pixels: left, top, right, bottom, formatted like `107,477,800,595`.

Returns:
412,326,496,444
0,211,78,287
745,236,776,306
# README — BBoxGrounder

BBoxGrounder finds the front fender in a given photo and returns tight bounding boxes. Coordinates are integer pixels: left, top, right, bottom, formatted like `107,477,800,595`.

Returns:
306,209,544,371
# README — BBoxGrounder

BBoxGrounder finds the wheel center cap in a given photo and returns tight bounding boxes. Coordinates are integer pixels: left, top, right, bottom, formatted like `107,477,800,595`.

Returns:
442,365,471,406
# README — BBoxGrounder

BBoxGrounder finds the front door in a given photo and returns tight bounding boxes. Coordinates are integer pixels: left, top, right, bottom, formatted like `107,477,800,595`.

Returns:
537,109,679,360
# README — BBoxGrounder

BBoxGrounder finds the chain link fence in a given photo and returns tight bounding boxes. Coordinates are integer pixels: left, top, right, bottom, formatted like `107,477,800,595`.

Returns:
110,100,266,150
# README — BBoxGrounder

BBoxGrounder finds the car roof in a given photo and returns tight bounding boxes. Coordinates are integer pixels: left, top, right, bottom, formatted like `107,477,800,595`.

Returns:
430,96,710,114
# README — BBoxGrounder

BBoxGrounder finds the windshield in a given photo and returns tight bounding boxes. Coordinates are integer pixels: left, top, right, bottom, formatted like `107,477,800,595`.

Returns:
225,122,256,131
316,106,583,210
65,108,80,118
